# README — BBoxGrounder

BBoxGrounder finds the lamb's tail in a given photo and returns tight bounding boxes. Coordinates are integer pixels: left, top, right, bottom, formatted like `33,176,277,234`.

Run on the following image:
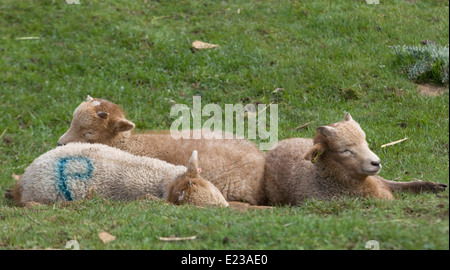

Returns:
186,150,200,178
4,174,23,205
4,189,13,200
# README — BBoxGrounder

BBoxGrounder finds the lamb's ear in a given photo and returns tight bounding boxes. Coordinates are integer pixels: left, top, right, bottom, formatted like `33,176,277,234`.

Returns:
316,126,336,138
304,142,326,163
186,150,200,178
344,113,353,122
86,95,94,102
111,117,135,133
96,111,109,119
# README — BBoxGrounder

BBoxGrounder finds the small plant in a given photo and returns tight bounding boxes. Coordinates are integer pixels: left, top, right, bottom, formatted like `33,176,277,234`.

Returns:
392,43,449,85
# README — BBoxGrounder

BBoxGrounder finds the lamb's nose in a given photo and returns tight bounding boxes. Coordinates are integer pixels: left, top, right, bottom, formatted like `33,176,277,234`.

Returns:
57,142,64,146
371,160,381,167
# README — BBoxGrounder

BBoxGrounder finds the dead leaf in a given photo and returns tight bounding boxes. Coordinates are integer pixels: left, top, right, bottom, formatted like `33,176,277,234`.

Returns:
192,40,219,50
98,232,116,244
158,235,197,241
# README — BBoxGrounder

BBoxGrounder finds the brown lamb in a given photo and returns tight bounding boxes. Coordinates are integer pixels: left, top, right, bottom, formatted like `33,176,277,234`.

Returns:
264,113,447,205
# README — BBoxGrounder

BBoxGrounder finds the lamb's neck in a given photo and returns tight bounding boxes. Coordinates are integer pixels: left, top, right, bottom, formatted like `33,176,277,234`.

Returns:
109,131,132,148
313,162,368,197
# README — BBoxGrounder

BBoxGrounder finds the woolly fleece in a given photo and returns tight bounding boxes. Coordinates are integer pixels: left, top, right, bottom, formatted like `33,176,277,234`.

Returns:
13,143,191,205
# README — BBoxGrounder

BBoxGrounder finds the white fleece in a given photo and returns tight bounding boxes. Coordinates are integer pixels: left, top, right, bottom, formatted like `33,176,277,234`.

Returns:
17,143,187,205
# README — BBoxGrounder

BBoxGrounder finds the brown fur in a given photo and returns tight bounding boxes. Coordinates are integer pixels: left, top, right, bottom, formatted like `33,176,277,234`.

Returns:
8,181,24,206
227,201,273,212
57,96,266,205
58,97,134,145
264,114,447,206
167,150,229,207
168,177,229,207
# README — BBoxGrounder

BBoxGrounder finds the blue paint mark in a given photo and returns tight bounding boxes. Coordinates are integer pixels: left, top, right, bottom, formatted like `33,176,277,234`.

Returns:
57,156,93,201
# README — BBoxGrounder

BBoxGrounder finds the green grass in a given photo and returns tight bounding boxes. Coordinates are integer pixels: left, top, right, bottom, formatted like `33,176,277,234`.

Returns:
0,0,448,250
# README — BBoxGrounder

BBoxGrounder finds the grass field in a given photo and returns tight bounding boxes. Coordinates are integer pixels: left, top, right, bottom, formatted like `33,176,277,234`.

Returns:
0,0,448,250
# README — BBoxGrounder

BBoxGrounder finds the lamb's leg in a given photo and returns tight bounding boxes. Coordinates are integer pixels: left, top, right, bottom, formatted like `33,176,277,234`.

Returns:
25,201,44,208
380,177,447,194
228,201,273,211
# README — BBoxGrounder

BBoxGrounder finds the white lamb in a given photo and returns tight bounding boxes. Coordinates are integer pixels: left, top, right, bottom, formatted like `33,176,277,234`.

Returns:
5,143,229,207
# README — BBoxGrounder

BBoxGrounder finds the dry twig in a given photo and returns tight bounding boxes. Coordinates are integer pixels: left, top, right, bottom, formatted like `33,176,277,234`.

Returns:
381,137,408,148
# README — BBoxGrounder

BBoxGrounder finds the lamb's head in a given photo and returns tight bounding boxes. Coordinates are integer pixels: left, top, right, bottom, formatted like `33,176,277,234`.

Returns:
167,150,229,207
304,113,382,180
58,95,135,146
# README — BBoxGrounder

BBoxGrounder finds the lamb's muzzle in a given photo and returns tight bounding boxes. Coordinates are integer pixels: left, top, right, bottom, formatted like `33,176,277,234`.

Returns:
361,150,382,175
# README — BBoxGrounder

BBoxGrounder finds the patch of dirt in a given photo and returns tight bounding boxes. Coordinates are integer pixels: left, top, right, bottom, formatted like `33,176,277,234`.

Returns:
418,83,448,97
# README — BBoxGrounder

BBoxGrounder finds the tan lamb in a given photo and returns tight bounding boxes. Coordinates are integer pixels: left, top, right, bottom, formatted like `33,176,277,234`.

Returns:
264,113,447,205
57,96,266,205
5,143,228,207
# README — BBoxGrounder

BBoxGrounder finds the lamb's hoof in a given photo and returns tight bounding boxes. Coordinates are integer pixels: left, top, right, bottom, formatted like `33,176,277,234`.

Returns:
435,183,447,192
425,182,447,193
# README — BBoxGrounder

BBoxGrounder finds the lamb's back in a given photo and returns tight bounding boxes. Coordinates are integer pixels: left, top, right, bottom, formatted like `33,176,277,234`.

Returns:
264,138,316,205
